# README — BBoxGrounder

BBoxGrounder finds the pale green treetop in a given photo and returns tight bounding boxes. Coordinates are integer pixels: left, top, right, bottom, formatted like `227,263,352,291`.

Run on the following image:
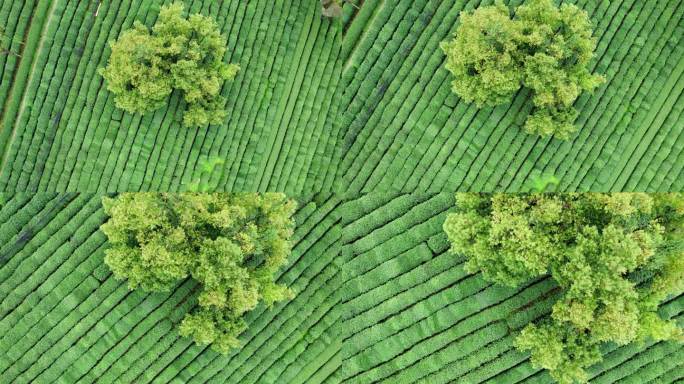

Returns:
99,2,239,127
101,192,296,354
441,0,605,139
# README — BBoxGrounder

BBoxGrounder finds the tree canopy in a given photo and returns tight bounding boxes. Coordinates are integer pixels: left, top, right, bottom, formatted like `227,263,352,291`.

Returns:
443,193,684,384
440,0,605,139
99,2,239,127
101,192,296,354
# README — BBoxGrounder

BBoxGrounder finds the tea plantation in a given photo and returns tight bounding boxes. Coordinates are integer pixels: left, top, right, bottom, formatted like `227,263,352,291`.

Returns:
0,0,683,382
0,193,346,383
1,0,683,193
0,0,343,193
1,193,681,383
336,0,684,192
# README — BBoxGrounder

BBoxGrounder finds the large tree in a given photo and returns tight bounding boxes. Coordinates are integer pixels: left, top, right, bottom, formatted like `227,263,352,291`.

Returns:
99,3,239,127
101,193,296,354
441,0,605,139
444,193,684,383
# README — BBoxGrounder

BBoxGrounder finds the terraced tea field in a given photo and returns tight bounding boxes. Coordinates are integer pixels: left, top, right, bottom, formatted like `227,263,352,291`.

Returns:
0,0,342,193
2,0,683,194
337,0,684,192
338,193,684,383
0,193,346,383
1,194,682,383
1,0,683,382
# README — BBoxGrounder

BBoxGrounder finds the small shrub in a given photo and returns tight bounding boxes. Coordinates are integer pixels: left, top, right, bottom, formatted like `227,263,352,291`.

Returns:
440,0,605,139
99,2,239,127
183,156,225,192
444,193,684,384
101,192,296,354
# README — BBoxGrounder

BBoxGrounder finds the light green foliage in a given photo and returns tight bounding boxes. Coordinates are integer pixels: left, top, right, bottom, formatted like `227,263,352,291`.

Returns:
527,172,560,192
101,192,296,354
517,0,605,139
516,322,602,384
440,2,523,107
444,193,684,384
99,2,239,127
440,0,605,139
183,156,225,192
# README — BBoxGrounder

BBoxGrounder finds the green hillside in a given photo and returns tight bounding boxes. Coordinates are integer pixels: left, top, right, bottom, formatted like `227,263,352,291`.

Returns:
0,0,682,382
337,0,684,192
2,0,683,194
1,194,681,383
338,193,684,383
0,193,345,383
0,0,342,193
